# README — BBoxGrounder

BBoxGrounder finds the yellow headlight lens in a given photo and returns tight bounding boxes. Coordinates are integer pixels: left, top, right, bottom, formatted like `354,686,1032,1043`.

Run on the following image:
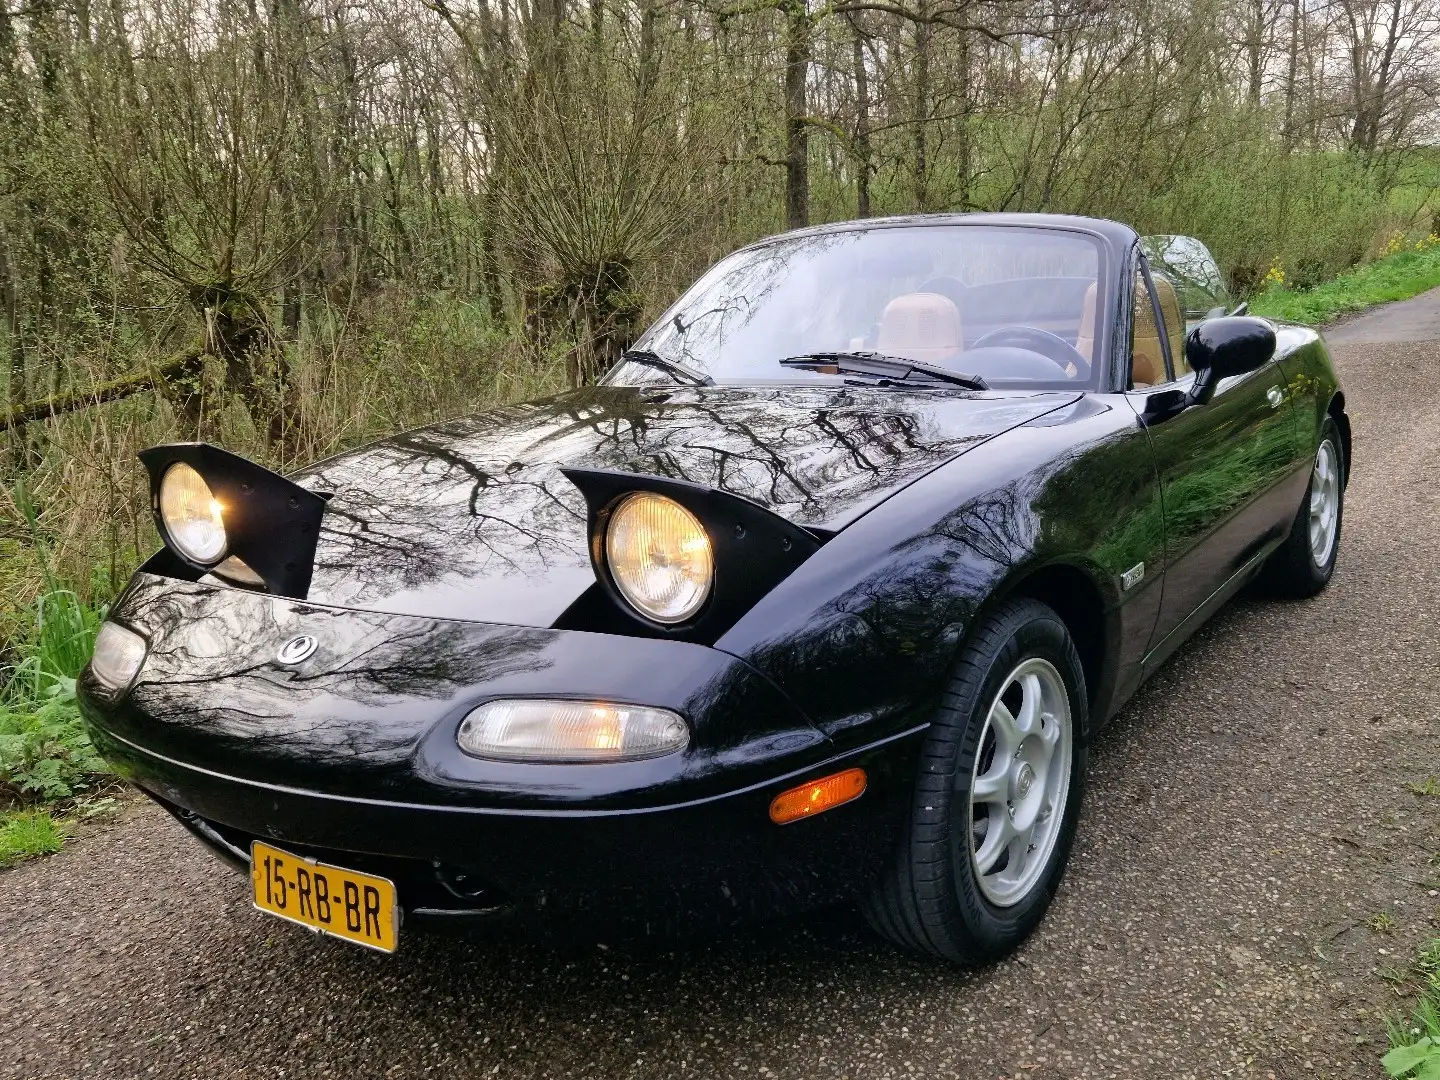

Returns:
159,462,227,565
604,493,713,624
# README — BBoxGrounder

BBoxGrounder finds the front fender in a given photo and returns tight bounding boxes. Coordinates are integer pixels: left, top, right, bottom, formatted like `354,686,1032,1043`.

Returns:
1277,324,1343,455
717,394,1164,740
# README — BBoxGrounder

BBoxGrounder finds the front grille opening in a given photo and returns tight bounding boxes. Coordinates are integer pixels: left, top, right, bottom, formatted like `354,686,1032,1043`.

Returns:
160,797,510,913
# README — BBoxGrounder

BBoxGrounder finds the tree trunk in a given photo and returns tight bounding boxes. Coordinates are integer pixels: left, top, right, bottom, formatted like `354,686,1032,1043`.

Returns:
913,0,930,211
1282,0,1299,146
0,229,21,410
638,0,659,102
783,0,810,230
851,23,871,218
1247,0,1264,107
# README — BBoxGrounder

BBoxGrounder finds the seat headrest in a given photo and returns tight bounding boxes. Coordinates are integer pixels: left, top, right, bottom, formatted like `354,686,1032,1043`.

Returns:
876,292,963,366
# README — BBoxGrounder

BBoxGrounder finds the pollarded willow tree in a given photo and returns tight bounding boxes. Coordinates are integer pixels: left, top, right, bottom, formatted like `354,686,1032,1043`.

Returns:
0,0,1436,440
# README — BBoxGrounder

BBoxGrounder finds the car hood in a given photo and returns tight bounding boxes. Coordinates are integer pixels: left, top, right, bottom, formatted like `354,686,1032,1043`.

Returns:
289,384,1078,626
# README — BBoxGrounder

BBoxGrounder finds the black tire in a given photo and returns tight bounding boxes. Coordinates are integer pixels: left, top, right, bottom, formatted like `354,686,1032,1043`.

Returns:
863,598,1089,965
1260,417,1345,598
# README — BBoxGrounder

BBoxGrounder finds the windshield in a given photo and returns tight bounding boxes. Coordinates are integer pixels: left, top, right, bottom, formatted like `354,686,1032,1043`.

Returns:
608,224,1106,391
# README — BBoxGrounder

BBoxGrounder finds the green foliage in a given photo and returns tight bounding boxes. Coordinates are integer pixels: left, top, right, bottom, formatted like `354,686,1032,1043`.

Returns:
1385,941,1440,1078
1250,239,1440,325
0,811,68,869
0,678,107,802
0,491,111,863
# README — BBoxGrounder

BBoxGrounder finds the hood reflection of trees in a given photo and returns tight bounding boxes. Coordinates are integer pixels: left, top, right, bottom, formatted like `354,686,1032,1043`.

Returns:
296,385,1008,608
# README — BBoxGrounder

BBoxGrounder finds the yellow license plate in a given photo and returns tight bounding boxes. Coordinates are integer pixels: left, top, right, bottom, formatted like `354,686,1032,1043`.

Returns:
250,840,399,953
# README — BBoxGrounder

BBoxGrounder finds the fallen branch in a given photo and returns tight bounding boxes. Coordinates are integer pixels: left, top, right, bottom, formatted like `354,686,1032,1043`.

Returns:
3,346,204,430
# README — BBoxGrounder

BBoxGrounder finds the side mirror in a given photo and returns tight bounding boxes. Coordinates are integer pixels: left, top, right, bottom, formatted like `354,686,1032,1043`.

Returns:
1141,316,1276,426
1184,316,1276,405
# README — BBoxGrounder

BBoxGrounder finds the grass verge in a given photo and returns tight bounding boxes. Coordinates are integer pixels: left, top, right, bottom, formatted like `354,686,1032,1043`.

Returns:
1383,940,1440,1078
0,810,68,868
1250,237,1440,325
1,490,111,869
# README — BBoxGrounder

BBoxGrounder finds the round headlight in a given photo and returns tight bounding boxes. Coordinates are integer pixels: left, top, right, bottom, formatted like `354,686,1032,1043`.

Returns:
159,462,227,565
604,493,713,624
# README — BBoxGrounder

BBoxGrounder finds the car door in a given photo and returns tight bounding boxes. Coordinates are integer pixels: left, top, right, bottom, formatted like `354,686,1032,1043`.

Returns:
1126,256,1306,659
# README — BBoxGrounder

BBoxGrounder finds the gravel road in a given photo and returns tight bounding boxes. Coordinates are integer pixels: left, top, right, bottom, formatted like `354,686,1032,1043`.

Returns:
4,296,1440,1080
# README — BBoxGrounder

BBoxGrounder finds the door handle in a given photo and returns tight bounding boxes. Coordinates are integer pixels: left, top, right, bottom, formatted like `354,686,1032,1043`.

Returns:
1266,386,1284,409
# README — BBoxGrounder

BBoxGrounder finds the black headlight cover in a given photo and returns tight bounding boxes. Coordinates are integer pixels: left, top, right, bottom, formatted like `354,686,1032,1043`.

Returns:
560,467,822,642
139,443,328,599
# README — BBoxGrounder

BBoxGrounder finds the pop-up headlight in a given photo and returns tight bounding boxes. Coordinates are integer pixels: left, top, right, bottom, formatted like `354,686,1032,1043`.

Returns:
158,462,228,565
139,443,330,599
605,493,714,624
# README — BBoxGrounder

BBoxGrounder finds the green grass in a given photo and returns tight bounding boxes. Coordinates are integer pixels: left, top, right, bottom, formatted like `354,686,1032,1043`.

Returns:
1384,941,1440,1078
0,809,68,868
1250,238,1440,325
0,489,110,868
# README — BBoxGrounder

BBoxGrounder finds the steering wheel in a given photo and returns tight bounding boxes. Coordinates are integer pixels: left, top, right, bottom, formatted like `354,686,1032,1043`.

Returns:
968,326,1090,380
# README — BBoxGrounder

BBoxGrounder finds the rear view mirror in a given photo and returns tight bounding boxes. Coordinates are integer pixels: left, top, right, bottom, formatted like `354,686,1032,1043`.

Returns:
1185,316,1276,404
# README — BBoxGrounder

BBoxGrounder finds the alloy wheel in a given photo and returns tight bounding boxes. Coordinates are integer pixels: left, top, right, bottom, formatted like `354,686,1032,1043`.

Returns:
965,657,1073,908
1309,439,1341,565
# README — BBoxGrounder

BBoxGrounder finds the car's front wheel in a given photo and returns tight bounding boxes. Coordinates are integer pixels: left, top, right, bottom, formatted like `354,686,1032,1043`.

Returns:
864,598,1088,964
1260,417,1345,597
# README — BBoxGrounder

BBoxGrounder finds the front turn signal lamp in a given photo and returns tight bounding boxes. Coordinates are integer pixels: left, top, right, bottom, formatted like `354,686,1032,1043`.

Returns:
456,699,690,763
604,492,713,624
88,621,148,697
769,768,867,825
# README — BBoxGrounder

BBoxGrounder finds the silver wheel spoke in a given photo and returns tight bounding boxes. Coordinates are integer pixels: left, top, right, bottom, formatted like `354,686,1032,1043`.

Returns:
1037,712,1061,759
971,768,1007,804
1005,826,1034,878
988,701,1021,757
973,813,1014,874
1016,673,1042,734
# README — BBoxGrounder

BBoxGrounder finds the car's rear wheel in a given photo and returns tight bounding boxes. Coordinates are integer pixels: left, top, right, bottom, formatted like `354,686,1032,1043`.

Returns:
863,598,1088,964
1260,417,1345,597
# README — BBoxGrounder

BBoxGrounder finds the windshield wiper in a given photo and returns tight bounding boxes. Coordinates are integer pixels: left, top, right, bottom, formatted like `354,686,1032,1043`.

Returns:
778,351,988,391
617,349,714,387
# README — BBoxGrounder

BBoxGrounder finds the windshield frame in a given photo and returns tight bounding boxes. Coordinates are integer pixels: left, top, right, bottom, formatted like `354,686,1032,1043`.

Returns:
606,218,1119,394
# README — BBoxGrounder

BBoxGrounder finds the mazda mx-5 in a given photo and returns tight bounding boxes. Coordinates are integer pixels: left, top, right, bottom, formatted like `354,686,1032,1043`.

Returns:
79,214,1349,963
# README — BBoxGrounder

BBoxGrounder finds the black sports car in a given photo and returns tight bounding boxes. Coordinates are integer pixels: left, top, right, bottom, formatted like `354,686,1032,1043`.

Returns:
80,214,1349,964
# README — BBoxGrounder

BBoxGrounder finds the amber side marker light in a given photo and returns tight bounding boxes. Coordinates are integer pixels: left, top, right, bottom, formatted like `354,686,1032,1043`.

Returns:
769,768,867,825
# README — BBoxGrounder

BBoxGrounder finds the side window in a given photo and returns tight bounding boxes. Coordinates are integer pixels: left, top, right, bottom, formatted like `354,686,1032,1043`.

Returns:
1130,272,1169,387
1153,274,1188,377
1139,235,1231,326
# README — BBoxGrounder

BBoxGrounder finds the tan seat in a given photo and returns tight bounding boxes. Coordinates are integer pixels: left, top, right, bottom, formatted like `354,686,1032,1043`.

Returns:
1132,274,1183,387
1076,282,1098,362
876,292,962,365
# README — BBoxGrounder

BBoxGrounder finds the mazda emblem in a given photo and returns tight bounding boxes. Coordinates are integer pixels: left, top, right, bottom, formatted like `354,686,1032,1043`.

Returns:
275,635,318,665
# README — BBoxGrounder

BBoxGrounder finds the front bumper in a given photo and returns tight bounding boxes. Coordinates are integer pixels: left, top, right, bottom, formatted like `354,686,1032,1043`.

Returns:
92,721,921,938
81,574,923,938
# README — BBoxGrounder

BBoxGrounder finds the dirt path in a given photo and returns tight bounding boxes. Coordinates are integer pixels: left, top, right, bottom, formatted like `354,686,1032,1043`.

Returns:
3,296,1439,1080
